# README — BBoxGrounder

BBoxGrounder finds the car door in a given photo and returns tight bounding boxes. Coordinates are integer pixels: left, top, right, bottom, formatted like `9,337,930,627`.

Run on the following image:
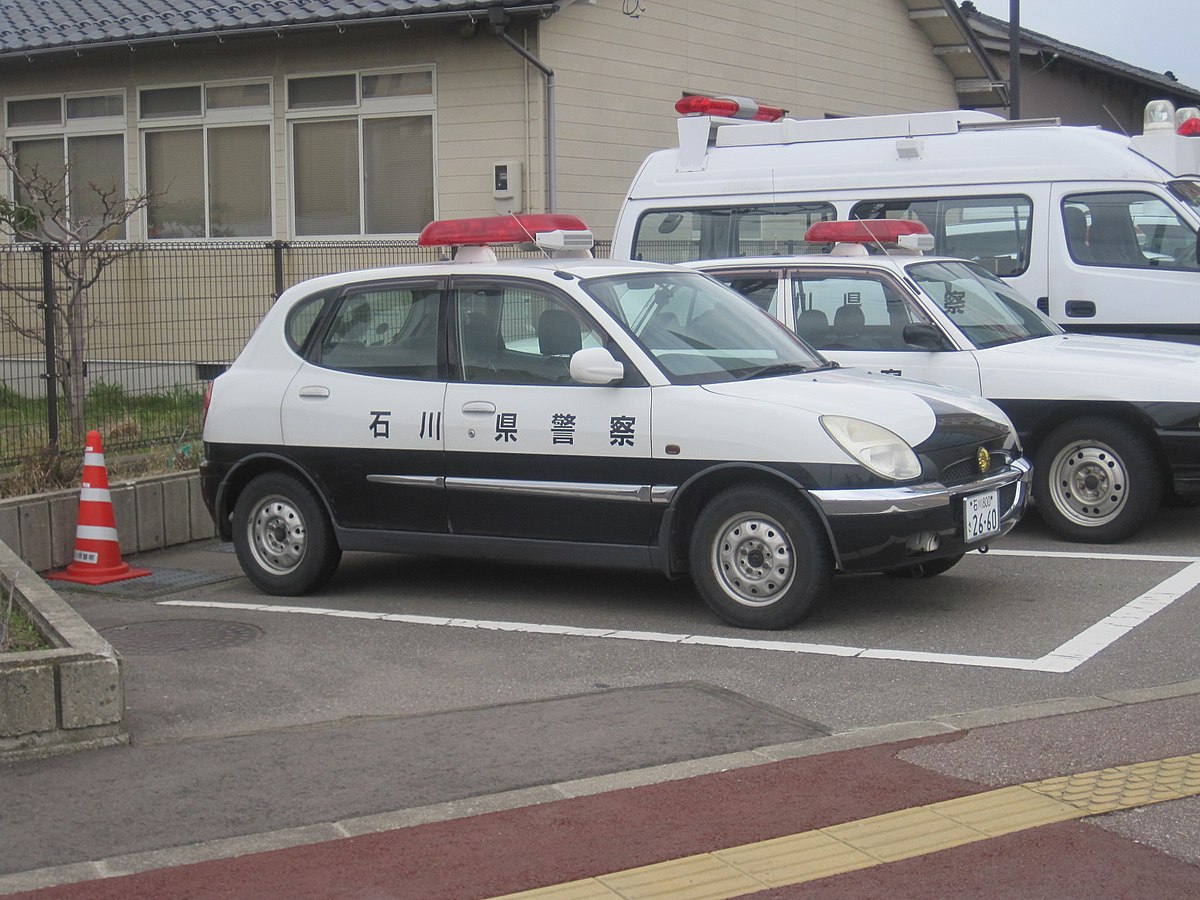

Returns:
280,278,448,533
1049,185,1200,338
442,276,655,545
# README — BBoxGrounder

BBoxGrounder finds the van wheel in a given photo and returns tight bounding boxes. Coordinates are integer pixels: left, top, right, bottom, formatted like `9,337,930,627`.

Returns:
233,472,342,595
884,553,964,578
1032,417,1161,543
690,485,832,629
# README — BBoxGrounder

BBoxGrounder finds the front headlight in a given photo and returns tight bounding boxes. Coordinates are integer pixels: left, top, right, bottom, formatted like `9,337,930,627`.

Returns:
820,415,922,481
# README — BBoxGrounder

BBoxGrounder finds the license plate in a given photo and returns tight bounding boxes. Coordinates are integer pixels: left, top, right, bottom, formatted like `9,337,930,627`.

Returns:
964,490,1000,542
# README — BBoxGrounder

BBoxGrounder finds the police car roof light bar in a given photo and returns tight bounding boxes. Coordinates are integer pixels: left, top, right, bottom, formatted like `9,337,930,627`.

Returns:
675,95,786,122
806,220,934,256
805,220,930,243
418,214,593,249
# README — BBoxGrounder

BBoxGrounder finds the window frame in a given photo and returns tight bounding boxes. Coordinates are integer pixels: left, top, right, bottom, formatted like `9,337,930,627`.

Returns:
285,65,438,240
137,79,274,241
5,90,129,241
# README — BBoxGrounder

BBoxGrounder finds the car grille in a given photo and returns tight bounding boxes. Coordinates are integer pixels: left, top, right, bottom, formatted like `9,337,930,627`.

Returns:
938,448,1013,487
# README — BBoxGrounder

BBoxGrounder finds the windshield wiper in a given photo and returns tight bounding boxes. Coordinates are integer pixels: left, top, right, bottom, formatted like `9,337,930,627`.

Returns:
737,363,811,380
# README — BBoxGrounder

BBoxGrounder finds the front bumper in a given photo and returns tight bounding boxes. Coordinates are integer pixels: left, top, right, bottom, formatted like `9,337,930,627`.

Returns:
810,457,1031,572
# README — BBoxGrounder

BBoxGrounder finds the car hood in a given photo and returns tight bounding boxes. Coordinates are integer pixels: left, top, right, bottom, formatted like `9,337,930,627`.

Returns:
702,367,1014,447
983,334,1200,400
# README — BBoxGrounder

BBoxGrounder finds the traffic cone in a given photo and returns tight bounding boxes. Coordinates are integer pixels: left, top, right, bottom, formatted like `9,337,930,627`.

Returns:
46,430,151,586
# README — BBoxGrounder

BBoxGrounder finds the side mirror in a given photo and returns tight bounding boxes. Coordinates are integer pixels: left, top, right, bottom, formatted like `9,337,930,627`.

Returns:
570,347,625,384
902,322,945,350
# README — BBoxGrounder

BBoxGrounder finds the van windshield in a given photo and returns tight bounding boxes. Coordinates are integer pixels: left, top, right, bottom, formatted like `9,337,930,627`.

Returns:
905,260,1060,349
1168,180,1200,220
582,271,826,384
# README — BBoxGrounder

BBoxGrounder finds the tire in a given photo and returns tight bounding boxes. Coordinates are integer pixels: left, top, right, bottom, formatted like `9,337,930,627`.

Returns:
1032,416,1162,543
884,553,964,579
232,472,342,595
689,485,832,629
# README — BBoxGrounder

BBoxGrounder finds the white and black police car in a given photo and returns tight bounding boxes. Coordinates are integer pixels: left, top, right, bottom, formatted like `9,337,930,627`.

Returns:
692,219,1200,544
202,214,1030,629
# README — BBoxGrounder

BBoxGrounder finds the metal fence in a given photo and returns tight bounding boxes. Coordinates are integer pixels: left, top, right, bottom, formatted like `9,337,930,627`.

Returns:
0,238,613,468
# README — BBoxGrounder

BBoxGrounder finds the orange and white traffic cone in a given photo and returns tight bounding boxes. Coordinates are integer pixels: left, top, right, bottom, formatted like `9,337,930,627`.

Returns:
46,430,151,586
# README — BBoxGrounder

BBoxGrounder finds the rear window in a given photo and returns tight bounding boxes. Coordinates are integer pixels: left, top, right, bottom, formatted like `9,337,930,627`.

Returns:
632,203,835,263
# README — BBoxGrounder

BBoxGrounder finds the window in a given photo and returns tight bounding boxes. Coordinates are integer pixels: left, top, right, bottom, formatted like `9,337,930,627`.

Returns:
852,196,1033,276
1063,192,1200,271
316,281,443,380
140,81,272,239
6,92,127,239
454,280,599,385
632,203,835,263
789,271,938,351
288,68,435,237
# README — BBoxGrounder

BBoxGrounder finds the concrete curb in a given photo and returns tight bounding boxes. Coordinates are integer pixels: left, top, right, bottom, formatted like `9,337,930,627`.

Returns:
1,470,211,762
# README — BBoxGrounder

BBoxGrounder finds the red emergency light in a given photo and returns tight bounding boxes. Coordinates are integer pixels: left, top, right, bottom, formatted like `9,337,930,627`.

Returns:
419,214,591,247
675,95,786,122
805,220,931,244
1179,117,1200,137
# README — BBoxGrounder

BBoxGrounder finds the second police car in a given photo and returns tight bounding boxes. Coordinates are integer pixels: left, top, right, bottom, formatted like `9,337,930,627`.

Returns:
202,215,1030,630
690,220,1200,544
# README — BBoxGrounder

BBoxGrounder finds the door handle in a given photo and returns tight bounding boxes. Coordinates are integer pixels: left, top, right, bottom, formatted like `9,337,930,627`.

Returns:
1064,300,1096,318
297,386,330,399
461,401,497,415
880,368,902,376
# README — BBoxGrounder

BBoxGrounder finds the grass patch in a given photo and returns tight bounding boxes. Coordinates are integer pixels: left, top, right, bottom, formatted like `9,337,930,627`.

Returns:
0,381,204,497
1,584,52,653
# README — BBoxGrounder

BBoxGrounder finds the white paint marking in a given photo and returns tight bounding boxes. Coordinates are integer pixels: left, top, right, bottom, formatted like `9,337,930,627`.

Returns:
159,551,1200,673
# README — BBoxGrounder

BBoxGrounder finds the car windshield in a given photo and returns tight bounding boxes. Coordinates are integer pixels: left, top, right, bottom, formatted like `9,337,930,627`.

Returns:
905,260,1061,349
581,270,826,384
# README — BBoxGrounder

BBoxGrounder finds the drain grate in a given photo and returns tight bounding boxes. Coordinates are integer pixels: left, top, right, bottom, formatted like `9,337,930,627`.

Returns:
62,567,232,598
101,619,263,654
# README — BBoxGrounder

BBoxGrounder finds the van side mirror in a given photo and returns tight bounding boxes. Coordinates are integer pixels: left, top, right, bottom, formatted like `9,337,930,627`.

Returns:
570,347,625,384
902,322,945,350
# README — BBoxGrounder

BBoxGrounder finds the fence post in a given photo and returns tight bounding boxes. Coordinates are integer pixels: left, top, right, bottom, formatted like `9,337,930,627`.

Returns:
40,243,59,448
270,240,285,299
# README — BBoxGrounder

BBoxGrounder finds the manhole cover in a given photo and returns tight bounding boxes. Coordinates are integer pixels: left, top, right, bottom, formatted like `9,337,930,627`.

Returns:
101,619,262,654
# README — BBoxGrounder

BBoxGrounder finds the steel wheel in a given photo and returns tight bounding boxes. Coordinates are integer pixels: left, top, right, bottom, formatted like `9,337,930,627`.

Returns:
690,484,831,629
1032,416,1161,543
233,472,341,595
248,494,308,576
711,512,796,607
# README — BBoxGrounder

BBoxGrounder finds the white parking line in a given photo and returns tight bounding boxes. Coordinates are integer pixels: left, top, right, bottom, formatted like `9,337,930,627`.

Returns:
160,551,1200,674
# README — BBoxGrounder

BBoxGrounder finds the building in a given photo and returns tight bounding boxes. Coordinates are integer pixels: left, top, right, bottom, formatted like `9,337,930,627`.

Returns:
959,1,1200,133
1,0,999,241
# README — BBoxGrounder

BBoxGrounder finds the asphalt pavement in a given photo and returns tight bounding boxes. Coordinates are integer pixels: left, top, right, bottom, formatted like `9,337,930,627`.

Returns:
1,533,1199,898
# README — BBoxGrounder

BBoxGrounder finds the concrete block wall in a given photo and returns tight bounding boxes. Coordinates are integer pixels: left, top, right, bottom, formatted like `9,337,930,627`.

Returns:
0,471,214,574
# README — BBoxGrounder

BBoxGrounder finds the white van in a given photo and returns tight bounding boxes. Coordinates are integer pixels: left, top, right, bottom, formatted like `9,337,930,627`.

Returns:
612,98,1200,343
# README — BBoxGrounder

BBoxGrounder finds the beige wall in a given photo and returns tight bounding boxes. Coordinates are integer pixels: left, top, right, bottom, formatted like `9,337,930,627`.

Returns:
541,0,959,236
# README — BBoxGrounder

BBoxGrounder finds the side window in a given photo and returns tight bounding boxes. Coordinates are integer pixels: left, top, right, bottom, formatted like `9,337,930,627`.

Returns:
852,195,1032,276
632,203,835,262
285,288,336,354
791,272,933,351
1063,192,1199,270
316,281,442,379
454,282,600,385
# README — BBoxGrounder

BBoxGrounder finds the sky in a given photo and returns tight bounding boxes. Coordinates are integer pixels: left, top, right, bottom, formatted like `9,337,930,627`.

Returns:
964,0,1200,91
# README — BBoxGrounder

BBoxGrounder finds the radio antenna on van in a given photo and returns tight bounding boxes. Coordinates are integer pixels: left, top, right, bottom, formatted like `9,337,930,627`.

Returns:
1102,105,1130,137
